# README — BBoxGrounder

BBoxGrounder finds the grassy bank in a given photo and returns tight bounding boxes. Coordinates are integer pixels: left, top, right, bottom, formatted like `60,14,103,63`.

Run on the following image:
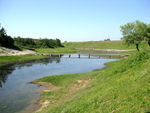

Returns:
64,41,148,50
34,50,150,113
35,41,148,54
35,47,77,54
0,54,48,66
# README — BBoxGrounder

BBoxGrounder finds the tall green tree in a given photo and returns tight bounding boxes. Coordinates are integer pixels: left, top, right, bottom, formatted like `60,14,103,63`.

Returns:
145,24,150,46
120,20,147,51
55,38,63,47
0,27,14,48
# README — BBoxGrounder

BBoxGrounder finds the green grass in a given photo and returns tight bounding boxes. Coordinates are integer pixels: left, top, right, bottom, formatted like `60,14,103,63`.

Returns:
64,41,148,50
35,49,150,113
35,41,149,54
0,54,48,66
35,47,77,54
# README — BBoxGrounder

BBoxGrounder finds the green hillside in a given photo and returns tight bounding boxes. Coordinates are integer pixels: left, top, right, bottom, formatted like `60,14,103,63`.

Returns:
35,49,150,113
36,41,148,54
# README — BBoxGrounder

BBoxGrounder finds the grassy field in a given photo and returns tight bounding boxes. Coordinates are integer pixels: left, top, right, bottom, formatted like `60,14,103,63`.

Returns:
35,47,77,54
34,49,150,113
63,41,141,49
0,54,48,66
36,41,148,54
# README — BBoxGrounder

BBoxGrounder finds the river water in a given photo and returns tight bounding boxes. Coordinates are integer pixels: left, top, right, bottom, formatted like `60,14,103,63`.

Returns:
0,55,116,113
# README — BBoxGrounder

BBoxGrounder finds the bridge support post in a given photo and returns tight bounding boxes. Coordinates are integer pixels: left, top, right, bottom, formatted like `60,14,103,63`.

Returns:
78,54,80,58
88,54,90,58
69,54,71,58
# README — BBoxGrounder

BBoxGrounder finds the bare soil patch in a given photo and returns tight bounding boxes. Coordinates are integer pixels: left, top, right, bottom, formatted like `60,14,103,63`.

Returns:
31,81,60,92
33,78,92,112
31,81,60,112
0,47,35,56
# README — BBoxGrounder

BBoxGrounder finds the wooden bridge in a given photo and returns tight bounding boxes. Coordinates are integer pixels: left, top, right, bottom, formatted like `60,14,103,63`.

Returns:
36,53,130,59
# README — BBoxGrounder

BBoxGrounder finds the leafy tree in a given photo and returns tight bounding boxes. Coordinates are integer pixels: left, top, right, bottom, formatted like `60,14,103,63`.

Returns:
36,38,63,48
14,37,64,49
37,39,53,48
0,26,14,48
145,24,150,46
104,38,111,41
55,38,63,47
120,20,147,51
14,37,36,48
0,25,63,49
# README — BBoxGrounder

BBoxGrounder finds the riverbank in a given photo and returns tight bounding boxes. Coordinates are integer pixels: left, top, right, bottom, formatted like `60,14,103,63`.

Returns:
0,47,36,56
34,49,150,113
0,47,48,67
35,41,148,54
0,54,49,67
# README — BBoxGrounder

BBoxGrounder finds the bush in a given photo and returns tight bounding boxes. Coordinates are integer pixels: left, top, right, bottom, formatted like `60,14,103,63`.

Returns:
104,38,111,41
14,37,63,48
113,49,150,74
14,37,36,48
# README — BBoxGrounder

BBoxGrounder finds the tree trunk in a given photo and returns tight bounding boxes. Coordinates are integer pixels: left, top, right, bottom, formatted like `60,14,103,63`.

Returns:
136,44,139,51
148,40,150,46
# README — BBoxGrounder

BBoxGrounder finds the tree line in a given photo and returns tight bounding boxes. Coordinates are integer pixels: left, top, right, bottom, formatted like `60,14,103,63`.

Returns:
120,20,150,51
14,37,63,48
0,26,63,49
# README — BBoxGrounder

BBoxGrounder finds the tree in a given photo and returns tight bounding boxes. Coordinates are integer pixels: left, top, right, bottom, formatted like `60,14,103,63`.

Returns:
55,38,63,47
104,38,111,41
0,26,14,48
120,20,147,51
145,24,150,46
0,27,7,46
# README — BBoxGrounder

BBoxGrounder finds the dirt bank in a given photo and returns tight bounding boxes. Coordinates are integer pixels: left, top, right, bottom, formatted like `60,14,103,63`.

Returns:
0,47,35,56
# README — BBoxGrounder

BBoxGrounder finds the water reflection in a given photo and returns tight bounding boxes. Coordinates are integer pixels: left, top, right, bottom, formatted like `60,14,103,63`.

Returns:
0,65,15,87
0,58,61,88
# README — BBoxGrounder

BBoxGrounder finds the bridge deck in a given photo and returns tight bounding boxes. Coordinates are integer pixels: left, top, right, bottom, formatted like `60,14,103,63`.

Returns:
36,53,130,58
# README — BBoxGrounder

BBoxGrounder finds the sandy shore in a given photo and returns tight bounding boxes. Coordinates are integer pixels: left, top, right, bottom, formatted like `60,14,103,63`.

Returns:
0,47,35,56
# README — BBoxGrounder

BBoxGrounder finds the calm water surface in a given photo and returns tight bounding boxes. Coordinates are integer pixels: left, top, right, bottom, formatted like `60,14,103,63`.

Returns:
0,55,116,113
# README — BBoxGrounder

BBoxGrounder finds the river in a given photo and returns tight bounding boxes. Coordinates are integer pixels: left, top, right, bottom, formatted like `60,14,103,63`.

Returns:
0,54,117,113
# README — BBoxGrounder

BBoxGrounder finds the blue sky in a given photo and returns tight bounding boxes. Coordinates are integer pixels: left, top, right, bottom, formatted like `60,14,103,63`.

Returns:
0,0,150,42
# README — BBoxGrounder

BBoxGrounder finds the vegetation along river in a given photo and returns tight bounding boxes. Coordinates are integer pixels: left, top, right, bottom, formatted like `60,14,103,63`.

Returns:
0,54,117,113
